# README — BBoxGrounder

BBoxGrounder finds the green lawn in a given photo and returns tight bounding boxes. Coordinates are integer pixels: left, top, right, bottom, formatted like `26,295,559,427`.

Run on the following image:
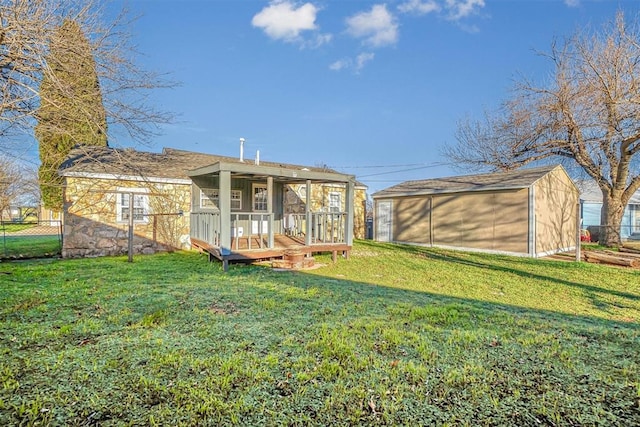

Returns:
0,241,638,426
0,235,61,259
0,223,37,233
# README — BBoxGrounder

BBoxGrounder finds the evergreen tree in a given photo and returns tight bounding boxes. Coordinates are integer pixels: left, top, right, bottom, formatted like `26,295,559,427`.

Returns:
36,19,107,210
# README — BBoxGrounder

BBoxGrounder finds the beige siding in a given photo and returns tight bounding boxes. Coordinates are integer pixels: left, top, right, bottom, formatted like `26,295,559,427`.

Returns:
393,196,431,243
534,167,579,254
386,189,529,254
431,190,529,253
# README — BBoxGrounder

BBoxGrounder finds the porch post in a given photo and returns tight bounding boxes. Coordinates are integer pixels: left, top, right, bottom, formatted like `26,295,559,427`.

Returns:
219,170,231,256
345,178,355,246
267,176,274,248
305,179,312,246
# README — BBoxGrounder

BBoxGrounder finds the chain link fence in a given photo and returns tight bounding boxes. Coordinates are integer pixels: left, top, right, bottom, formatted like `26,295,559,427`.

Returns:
1,220,63,260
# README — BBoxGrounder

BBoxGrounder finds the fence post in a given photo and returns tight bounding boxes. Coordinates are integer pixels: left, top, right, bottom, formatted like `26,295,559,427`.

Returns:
1,221,6,257
575,202,581,262
128,192,134,263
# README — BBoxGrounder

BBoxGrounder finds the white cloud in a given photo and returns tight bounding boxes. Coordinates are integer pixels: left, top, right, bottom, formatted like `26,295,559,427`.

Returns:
252,1,328,46
355,52,375,71
564,0,580,7
329,52,375,73
346,4,398,47
398,0,440,15
302,33,332,49
445,0,485,21
329,59,349,71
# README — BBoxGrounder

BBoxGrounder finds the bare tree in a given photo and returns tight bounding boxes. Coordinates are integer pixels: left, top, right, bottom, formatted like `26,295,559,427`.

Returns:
0,0,174,151
445,12,640,247
0,155,25,219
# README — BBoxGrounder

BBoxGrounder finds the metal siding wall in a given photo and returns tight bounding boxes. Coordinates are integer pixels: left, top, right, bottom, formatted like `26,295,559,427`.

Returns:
490,190,530,253
431,190,529,253
393,196,431,243
534,169,578,254
431,195,464,246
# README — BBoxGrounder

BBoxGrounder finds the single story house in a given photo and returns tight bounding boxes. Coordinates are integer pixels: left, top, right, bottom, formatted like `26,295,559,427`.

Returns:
372,165,579,257
59,145,367,265
578,181,640,241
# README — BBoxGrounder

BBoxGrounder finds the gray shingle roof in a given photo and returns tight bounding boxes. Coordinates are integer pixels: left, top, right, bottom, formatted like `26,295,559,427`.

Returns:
59,146,347,181
372,165,562,198
577,180,640,204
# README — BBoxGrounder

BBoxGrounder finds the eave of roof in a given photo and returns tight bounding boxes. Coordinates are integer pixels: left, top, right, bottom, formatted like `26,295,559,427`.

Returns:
188,161,355,183
372,165,562,199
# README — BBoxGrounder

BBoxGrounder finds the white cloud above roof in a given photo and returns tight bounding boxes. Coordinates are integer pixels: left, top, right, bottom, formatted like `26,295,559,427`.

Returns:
346,4,399,47
252,1,330,47
398,0,441,15
564,0,580,7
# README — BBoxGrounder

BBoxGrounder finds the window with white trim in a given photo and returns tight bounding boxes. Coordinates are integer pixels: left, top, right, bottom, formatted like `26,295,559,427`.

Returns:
328,192,341,212
200,188,242,210
252,184,268,212
116,189,149,223
200,188,218,209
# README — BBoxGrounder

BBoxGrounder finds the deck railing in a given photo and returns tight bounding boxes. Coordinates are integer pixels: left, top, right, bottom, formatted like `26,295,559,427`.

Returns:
191,211,345,251
190,212,221,247
284,212,346,244
230,212,274,250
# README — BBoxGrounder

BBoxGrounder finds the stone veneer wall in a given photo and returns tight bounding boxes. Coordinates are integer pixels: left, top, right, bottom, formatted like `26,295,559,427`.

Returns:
62,177,192,258
285,183,367,239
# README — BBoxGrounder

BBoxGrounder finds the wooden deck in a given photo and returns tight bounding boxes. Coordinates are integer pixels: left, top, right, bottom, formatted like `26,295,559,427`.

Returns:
191,234,350,267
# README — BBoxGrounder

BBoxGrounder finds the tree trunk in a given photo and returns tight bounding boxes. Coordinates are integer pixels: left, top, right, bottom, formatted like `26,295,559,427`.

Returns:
600,196,625,247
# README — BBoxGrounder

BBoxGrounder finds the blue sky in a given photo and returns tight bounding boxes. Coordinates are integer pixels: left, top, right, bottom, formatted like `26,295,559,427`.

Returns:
116,0,637,193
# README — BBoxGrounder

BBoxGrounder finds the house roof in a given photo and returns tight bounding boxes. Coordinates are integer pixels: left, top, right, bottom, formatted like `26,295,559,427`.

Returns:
372,165,564,198
577,180,640,204
60,146,365,187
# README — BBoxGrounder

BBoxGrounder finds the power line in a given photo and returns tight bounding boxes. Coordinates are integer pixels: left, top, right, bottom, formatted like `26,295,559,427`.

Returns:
330,162,432,169
358,163,451,178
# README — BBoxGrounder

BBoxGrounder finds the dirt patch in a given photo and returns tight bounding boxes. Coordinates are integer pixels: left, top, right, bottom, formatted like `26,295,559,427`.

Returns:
209,302,239,315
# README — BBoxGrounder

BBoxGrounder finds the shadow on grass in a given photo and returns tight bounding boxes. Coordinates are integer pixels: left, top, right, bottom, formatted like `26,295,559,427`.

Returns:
353,240,640,312
273,271,640,335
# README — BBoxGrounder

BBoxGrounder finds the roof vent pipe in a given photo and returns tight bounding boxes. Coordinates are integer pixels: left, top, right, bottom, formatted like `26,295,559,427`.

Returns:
255,150,260,165
239,137,245,162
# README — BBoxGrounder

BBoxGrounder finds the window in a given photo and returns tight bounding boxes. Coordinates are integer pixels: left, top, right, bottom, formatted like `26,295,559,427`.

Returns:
253,184,268,212
117,190,149,223
200,188,218,208
200,188,242,210
230,190,242,210
328,192,341,212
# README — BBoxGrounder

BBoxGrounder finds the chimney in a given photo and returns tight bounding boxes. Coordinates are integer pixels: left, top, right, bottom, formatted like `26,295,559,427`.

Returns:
239,137,245,162
255,150,260,165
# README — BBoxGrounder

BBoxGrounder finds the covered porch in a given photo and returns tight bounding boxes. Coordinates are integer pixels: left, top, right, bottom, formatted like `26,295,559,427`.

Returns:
188,160,356,269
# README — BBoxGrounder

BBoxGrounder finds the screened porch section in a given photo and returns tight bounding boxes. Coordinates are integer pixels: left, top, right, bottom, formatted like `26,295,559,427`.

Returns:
187,159,356,267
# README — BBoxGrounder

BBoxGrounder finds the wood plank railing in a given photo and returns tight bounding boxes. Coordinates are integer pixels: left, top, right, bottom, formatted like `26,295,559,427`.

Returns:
190,212,221,247
191,211,345,250
230,212,274,250
284,212,346,244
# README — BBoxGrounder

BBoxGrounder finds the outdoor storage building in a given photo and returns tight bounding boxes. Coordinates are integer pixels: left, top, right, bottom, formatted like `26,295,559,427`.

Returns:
372,165,579,257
